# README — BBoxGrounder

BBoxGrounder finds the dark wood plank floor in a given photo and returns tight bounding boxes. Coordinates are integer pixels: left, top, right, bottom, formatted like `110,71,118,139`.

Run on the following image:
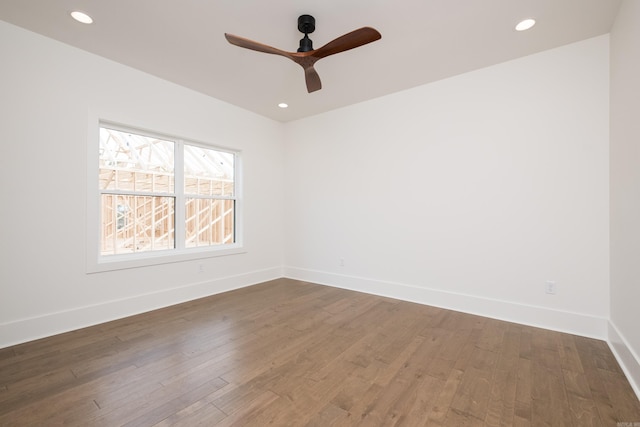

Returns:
1,278,639,426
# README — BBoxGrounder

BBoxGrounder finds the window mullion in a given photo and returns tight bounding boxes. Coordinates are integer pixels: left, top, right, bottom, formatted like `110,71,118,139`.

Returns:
174,141,185,249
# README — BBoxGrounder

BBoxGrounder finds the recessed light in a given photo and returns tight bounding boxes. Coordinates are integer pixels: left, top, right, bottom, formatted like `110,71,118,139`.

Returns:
278,103,288,109
515,18,536,31
71,11,93,24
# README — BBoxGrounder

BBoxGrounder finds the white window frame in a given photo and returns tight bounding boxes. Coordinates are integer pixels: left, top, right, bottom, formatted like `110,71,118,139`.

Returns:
86,119,244,273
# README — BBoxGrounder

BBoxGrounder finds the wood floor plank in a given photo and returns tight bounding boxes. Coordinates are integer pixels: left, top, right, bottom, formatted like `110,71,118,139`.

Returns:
348,336,429,425
212,390,280,427
426,368,465,425
559,334,585,374
1,278,638,426
484,369,517,427
484,330,520,426
400,374,447,426
0,364,140,425
599,368,640,422
152,400,226,427
531,355,575,426
119,377,229,427
330,365,386,423
306,402,351,426
450,347,499,421
562,370,601,427
342,337,429,424
514,357,532,425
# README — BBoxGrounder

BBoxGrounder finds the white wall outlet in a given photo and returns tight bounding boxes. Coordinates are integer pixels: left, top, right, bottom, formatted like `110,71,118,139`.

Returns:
339,258,345,267
198,263,204,273
545,280,557,295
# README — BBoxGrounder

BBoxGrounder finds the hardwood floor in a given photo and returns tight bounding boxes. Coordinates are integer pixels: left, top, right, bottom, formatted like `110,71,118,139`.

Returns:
1,278,639,426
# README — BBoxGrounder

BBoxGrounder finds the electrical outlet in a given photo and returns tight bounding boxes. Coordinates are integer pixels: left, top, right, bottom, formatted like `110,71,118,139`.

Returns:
198,263,204,274
545,280,556,295
339,258,344,267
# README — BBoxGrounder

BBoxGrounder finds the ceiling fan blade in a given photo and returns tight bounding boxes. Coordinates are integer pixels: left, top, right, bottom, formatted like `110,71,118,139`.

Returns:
304,66,322,93
225,23,381,93
312,27,381,59
225,33,294,60
226,33,321,93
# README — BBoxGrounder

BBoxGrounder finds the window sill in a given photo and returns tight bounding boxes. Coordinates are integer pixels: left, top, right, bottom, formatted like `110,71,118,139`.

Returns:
87,245,246,273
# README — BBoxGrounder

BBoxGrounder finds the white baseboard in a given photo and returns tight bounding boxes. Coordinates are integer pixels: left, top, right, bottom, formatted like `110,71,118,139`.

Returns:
2,265,614,357
284,267,609,340
608,321,640,401
0,267,282,349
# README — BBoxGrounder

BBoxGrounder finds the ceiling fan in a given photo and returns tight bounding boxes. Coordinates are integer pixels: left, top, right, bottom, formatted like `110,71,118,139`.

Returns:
225,15,382,93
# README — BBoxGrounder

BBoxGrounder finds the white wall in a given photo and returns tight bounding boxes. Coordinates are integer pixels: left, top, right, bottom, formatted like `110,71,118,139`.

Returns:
284,35,611,338
609,0,640,398
0,21,285,348
0,19,616,354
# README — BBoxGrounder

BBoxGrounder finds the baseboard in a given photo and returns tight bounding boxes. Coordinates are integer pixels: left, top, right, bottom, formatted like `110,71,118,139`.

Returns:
0,266,282,349
608,321,640,401
284,267,609,340
2,265,613,353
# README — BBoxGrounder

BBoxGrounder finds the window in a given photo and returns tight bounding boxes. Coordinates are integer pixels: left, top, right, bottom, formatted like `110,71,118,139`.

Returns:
90,123,242,270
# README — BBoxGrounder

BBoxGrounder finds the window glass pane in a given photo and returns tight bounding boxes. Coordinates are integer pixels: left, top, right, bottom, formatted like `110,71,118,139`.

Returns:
184,145,234,196
99,127,174,193
185,198,234,248
101,195,175,255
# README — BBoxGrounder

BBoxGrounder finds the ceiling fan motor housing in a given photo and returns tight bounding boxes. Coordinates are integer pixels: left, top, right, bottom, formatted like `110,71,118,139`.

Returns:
298,14,315,34
297,14,315,52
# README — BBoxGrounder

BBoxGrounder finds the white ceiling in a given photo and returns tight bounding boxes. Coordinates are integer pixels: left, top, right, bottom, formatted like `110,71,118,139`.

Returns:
0,0,621,122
